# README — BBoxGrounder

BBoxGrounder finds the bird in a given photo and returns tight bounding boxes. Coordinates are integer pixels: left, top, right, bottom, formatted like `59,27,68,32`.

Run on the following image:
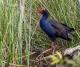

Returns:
37,8,74,51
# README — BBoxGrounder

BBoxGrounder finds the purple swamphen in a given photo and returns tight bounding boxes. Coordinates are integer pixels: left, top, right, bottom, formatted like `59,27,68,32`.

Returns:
37,8,74,51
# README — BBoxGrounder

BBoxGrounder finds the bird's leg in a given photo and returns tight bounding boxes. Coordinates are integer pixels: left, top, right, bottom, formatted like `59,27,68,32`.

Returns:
51,41,58,52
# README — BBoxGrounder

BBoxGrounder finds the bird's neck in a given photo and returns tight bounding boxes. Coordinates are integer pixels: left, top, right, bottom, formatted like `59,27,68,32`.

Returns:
41,13,49,20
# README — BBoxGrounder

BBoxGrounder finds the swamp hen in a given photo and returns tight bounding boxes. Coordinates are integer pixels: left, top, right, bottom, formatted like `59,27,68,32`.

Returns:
37,8,74,51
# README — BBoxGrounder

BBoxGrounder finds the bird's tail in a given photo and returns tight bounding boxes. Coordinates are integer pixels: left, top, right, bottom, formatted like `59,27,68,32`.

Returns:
70,28,75,32
69,28,75,32
68,28,75,37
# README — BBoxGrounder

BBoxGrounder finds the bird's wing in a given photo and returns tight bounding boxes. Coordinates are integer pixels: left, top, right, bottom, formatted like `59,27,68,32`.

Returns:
49,20,74,40
49,20,65,32
61,23,75,32
49,20,74,33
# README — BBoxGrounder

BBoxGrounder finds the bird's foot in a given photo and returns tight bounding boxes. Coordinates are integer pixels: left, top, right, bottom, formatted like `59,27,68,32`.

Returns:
51,44,58,53
51,42,58,52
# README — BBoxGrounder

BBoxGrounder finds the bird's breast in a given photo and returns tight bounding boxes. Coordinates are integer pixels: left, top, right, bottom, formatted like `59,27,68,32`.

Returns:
40,20,56,37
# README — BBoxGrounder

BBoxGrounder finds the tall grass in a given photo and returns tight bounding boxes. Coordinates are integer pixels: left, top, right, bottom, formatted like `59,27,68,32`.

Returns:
32,0,80,49
0,0,80,67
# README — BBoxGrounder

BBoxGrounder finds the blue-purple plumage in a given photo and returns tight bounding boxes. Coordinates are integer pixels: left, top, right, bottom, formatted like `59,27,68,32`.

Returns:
39,9,74,41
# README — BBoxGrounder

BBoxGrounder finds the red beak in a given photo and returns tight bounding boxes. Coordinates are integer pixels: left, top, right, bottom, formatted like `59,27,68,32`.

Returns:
36,7,46,15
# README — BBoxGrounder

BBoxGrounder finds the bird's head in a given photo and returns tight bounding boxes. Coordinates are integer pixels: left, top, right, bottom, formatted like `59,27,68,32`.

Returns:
36,7,49,16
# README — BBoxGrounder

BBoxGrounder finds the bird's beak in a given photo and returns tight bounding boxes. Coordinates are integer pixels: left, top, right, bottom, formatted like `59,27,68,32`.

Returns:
36,7,46,16
36,10,43,16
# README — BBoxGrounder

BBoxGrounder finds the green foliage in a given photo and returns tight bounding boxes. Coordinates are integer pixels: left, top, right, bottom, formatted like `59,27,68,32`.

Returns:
47,51,63,65
0,0,80,67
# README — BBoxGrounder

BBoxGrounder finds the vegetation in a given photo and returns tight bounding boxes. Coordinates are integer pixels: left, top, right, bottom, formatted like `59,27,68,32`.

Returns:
0,0,80,67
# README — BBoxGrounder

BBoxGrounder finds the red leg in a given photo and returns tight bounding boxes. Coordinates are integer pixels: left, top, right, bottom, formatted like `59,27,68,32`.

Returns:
51,41,58,52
